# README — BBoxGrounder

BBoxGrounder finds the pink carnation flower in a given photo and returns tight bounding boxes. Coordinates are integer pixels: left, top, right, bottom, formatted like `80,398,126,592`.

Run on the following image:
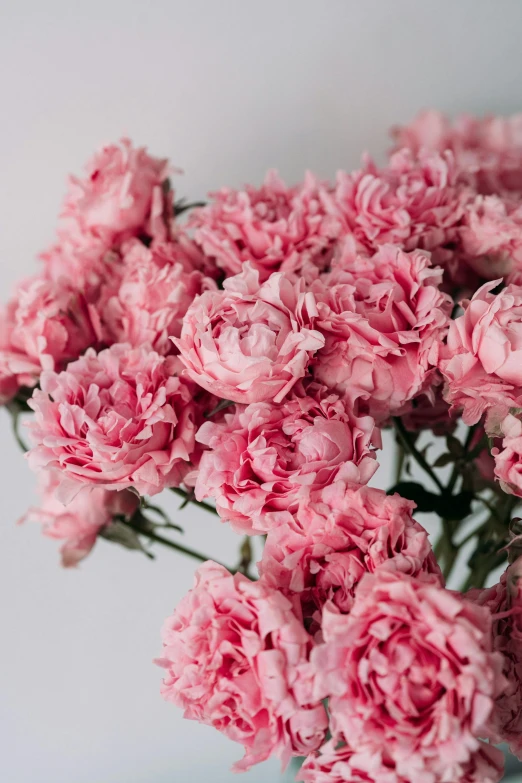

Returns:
399,376,457,436
0,274,97,398
27,343,200,500
459,195,522,282
156,561,328,771
59,137,172,246
93,239,215,354
175,264,325,404
438,281,522,425
299,739,504,783
40,235,116,301
491,412,522,496
312,244,451,421
324,149,470,264
392,109,522,197
259,483,440,624
194,384,379,534
189,170,341,280
311,571,507,783
23,472,138,567
467,559,522,759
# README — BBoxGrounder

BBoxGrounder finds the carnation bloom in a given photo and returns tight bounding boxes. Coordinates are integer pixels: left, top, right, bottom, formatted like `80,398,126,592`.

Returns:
27,343,200,500
298,738,504,783
400,376,457,436
312,244,451,421
194,384,379,533
311,571,506,783
392,109,522,197
59,137,172,245
92,239,215,354
459,195,522,282
175,264,324,404
259,483,440,623
467,559,522,759
39,235,116,301
0,274,97,398
189,170,341,280
156,561,328,771
324,148,470,264
23,472,139,567
491,412,522,496
438,281,522,425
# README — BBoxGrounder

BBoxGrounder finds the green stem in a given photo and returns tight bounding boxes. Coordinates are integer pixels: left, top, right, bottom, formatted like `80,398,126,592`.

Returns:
6,405,29,452
395,441,406,484
169,486,218,516
446,424,478,496
126,520,235,572
393,418,444,492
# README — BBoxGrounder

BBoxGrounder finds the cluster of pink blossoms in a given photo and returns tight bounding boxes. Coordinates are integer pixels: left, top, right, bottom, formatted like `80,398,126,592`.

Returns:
7,112,522,781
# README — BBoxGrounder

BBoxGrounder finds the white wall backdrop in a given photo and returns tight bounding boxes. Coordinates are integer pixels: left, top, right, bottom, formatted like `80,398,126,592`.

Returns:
2,1,522,781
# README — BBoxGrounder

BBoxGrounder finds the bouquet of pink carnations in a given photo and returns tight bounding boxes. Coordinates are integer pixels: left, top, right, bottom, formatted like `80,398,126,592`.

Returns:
5,110,522,782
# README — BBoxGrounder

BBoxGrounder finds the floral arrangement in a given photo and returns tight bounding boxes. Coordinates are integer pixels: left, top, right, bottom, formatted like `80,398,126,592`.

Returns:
6,110,522,782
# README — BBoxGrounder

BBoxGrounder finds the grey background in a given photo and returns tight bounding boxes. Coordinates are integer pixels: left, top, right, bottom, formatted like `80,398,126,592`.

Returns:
1,1,522,781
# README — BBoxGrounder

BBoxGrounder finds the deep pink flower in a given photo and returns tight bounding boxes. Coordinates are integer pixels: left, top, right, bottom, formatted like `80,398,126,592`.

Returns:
324,149,470,263
0,274,97,398
399,375,457,436
22,471,138,566
156,562,328,771
392,109,522,197
311,571,507,783
438,281,522,425
467,559,522,759
312,244,451,421
59,137,172,246
299,739,504,783
93,238,215,354
175,264,324,404
189,170,341,280
194,383,379,534
26,343,200,499
259,483,440,624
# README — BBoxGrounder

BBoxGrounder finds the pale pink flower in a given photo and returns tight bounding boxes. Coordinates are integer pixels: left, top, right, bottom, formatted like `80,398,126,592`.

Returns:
259,483,440,624
189,170,341,280
59,137,172,246
93,239,215,354
156,561,328,771
175,264,324,404
467,559,522,759
0,274,97,397
492,412,522,496
311,571,507,783
299,739,504,783
299,741,408,783
22,471,138,566
460,195,522,281
27,343,200,500
438,281,522,425
324,149,470,264
392,109,522,197
39,235,116,301
194,383,379,534
312,244,451,421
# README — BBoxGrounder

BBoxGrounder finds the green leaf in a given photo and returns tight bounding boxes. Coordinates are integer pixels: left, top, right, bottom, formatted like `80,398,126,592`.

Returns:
100,521,153,558
386,482,440,513
432,453,454,468
435,491,474,521
446,435,464,458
